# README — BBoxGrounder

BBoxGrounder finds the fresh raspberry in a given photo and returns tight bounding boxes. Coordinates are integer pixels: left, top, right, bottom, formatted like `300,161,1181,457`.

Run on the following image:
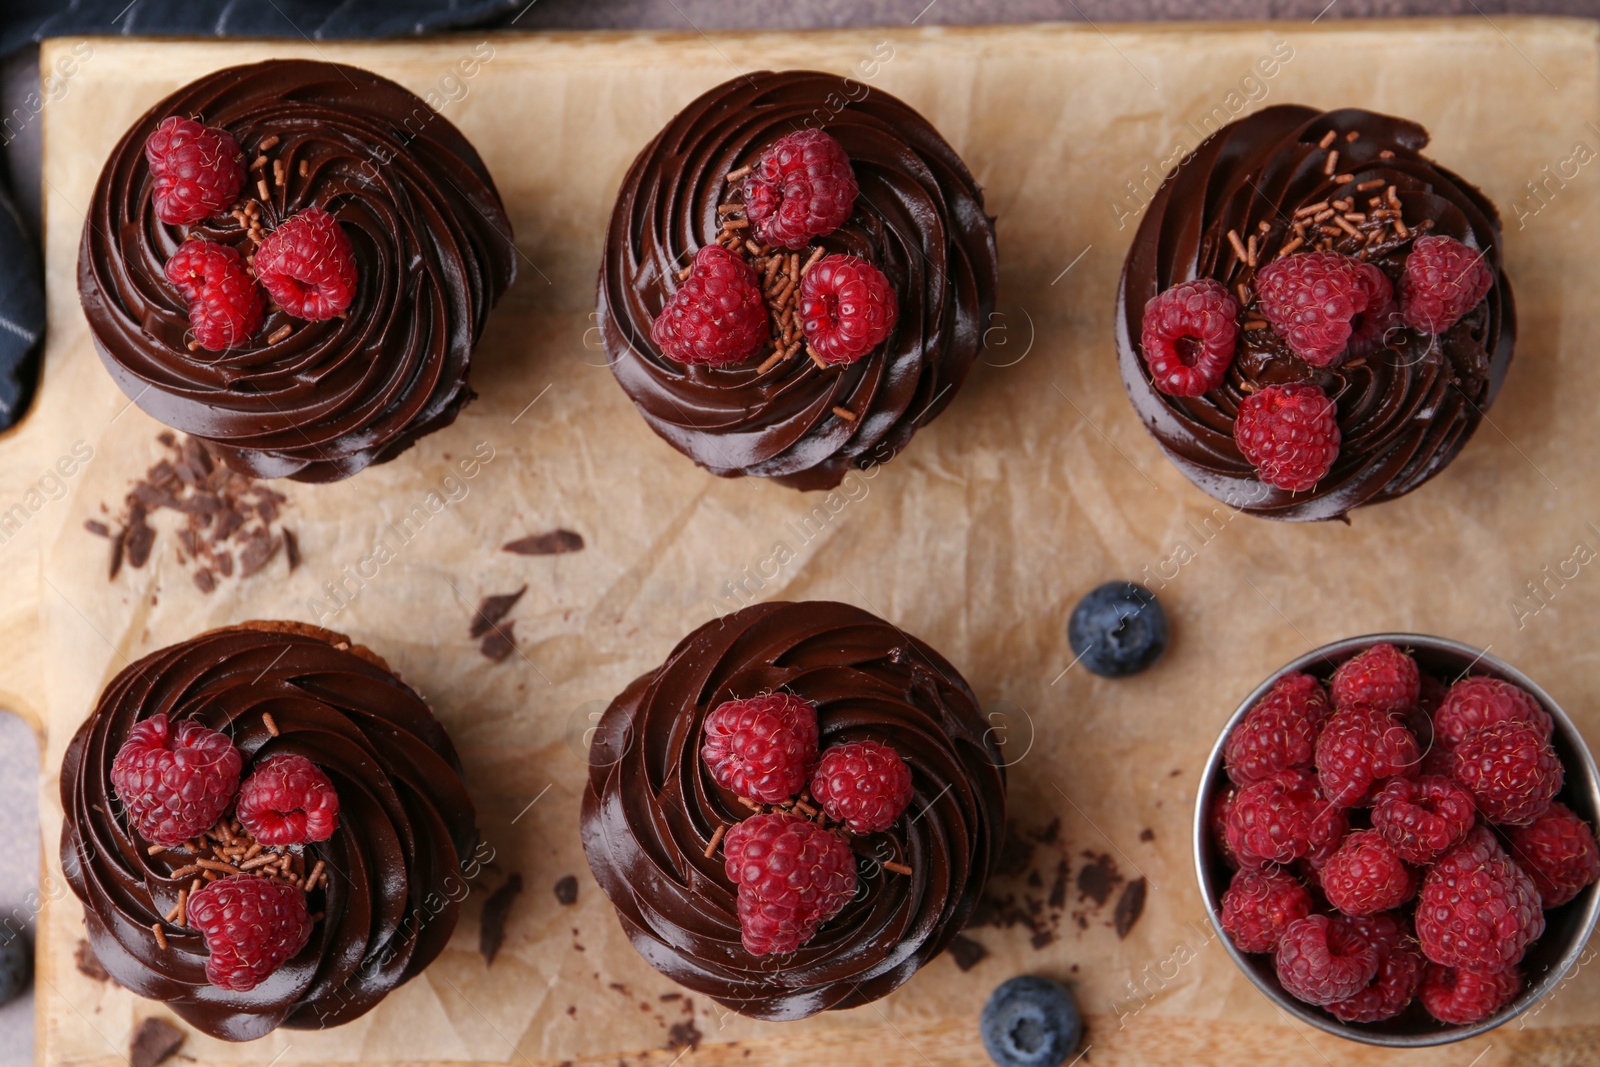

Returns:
1234,383,1340,492
1319,829,1415,916
1401,235,1494,335
1504,802,1600,908
1326,912,1426,1023
186,875,313,991
701,693,819,804
1139,279,1240,396
741,129,858,250
651,244,767,365
1419,962,1521,1025
1433,676,1552,753
1452,720,1562,827
1416,827,1544,973
109,714,243,848
810,740,914,834
1329,643,1420,715
164,238,265,351
1224,672,1332,785
723,812,855,955
1225,768,1347,868
1341,261,1397,361
1255,251,1385,366
1210,785,1240,868
1418,673,1449,716
236,754,340,845
1315,707,1420,808
799,254,897,365
1219,867,1312,953
144,116,246,225
1274,914,1380,1007
254,208,358,321
1371,774,1476,864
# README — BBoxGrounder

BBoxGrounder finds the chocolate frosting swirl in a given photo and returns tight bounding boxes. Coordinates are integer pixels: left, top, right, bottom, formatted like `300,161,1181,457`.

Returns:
581,601,1006,1019
1116,106,1515,521
60,622,478,1041
599,71,998,491
79,60,517,483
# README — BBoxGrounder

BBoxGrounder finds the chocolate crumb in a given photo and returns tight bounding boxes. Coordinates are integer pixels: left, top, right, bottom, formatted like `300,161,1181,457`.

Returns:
1139,828,1155,842
125,514,155,569
283,528,300,571
947,933,989,971
1077,852,1120,907
1114,877,1148,939
109,528,126,579
503,530,584,556
192,569,216,594
554,874,579,905
479,873,523,966
479,622,517,663
74,938,110,982
1047,858,1069,911
83,519,109,538
666,1019,702,1052
130,1017,184,1067
470,586,527,638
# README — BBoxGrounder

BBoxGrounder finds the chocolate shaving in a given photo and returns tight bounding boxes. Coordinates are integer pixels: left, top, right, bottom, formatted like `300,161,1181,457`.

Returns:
125,513,155,569
1114,877,1147,940
947,933,989,972
283,528,300,571
479,623,517,663
74,938,110,982
553,874,579,905
82,519,109,538
503,529,584,556
130,1017,184,1067
192,569,216,594
470,586,526,638
479,873,523,966
237,528,280,577
108,528,126,579
666,1018,702,1052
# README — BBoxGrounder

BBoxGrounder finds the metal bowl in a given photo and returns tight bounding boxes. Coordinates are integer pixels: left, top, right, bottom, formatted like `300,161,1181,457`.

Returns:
1193,633,1600,1047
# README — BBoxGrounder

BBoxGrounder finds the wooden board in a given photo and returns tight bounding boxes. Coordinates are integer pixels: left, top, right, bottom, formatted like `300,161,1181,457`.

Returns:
10,19,1600,1067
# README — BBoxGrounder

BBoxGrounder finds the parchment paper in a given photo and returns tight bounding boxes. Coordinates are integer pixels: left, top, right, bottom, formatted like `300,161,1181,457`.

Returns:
22,21,1600,1067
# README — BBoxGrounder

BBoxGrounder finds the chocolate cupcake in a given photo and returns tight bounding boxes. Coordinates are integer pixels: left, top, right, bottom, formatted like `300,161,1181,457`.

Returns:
1117,106,1515,521
599,71,998,490
581,600,1005,1019
60,622,478,1041
80,60,516,483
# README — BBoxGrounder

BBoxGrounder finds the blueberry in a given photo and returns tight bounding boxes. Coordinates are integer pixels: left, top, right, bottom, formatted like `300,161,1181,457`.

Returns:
980,975,1082,1067
0,930,30,1007
1068,581,1168,678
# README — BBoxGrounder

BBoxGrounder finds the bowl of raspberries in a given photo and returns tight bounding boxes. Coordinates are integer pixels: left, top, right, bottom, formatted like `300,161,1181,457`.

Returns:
1195,635,1600,1045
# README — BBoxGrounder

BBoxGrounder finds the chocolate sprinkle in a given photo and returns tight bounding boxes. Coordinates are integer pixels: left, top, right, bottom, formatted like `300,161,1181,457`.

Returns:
129,1017,184,1067
503,530,584,556
1114,877,1148,940
479,873,523,967
947,933,989,971
553,874,578,905
470,586,527,638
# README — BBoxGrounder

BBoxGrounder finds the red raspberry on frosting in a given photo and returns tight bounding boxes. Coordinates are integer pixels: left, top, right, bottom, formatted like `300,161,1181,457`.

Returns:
1401,234,1494,335
701,693,819,804
1452,719,1562,827
1325,911,1426,1024
1274,913,1380,1007
144,115,246,225
165,238,265,352
651,244,768,365
1319,829,1415,916
742,129,858,250
187,875,313,992
1139,278,1240,396
1329,642,1420,715
1225,768,1347,868
1419,962,1522,1026
723,812,855,956
1315,706,1420,808
1255,251,1385,367
236,754,341,845
1416,827,1544,973
1234,383,1340,492
109,714,243,847
1433,676,1552,753
1504,802,1600,908
1224,672,1332,785
254,208,359,321
1370,774,1476,865
810,740,914,834
799,254,898,365
1219,866,1312,953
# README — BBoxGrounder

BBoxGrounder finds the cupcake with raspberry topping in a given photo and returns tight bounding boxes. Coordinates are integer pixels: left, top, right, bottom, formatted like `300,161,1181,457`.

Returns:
581,600,1006,1018
599,71,998,490
80,60,516,482
59,621,478,1041
1117,106,1515,520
